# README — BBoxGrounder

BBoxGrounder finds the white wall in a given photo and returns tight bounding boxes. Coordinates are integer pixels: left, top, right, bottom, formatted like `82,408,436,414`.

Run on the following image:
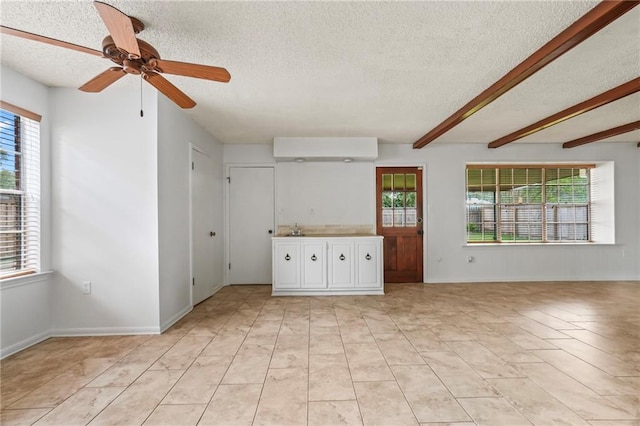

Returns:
276,161,375,227
224,145,375,228
224,143,274,164
0,66,53,357
226,142,639,282
49,87,161,333
377,142,640,282
157,96,223,330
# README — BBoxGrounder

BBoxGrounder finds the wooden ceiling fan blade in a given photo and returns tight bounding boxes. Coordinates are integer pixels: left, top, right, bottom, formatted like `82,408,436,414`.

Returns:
79,67,126,92
151,59,231,83
94,1,141,58
0,25,103,57
143,73,196,109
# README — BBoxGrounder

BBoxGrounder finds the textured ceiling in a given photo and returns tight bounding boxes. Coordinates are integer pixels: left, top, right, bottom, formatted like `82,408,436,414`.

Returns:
0,0,638,147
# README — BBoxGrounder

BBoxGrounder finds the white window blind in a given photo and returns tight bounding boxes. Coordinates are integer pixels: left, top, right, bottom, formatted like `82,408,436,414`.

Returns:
1,102,41,278
466,164,593,243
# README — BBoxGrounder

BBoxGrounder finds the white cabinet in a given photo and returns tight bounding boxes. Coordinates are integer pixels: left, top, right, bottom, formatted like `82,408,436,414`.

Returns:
356,242,381,288
272,236,383,296
273,242,300,288
328,242,355,288
302,243,327,288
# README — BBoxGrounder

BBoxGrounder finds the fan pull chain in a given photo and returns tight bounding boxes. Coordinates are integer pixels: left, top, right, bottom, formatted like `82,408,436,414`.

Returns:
140,76,144,117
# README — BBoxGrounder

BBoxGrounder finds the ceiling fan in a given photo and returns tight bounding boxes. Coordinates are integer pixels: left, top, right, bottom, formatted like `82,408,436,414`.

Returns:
0,1,230,109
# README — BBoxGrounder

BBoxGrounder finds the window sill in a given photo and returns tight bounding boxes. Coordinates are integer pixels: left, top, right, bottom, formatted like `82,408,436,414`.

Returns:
1,271,53,290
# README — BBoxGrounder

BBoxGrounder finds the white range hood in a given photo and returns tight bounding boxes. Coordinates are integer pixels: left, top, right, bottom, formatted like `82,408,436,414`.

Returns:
273,137,378,162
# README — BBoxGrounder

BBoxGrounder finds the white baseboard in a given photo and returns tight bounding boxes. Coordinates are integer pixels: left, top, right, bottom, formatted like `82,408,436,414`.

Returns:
159,282,226,332
1,330,51,359
50,326,161,336
160,305,192,333
5,282,241,359
211,282,225,296
272,289,384,296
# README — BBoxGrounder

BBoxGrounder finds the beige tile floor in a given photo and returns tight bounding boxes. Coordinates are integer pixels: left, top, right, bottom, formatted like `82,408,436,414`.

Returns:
1,281,640,425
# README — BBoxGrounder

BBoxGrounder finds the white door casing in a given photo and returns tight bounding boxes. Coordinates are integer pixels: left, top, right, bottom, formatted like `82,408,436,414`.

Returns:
228,166,275,284
191,147,220,305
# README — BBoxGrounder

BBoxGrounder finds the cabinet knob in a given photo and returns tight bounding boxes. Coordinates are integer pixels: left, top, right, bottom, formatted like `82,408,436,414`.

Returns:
365,253,371,260
285,254,291,261
339,253,345,261
311,254,317,261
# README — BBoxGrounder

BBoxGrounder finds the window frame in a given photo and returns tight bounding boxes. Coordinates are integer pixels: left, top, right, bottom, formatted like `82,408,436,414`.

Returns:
465,164,594,244
1,101,41,279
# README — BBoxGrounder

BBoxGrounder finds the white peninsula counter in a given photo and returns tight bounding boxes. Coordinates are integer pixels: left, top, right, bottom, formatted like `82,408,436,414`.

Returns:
272,235,383,296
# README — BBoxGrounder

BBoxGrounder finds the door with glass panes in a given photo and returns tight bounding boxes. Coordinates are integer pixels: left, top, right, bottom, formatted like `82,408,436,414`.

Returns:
376,167,423,283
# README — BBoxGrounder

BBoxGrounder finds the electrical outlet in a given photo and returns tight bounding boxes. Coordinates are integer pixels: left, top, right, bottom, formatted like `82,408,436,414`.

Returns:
82,280,91,294
467,256,474,263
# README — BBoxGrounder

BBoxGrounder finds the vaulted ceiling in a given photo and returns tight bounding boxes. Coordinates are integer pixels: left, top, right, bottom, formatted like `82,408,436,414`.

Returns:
0,1,638,147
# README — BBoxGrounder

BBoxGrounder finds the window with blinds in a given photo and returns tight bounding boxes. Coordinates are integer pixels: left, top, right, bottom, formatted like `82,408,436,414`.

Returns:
466,165,593,243
1,103,41,278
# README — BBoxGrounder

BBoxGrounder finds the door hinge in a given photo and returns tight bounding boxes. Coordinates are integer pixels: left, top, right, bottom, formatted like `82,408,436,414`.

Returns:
192,277,195,286
192,161,194,170
226,176,230,183
228,263,231,270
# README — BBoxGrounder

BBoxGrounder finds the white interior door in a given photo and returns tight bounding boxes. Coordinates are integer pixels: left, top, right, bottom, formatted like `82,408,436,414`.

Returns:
191,148,218,304
228,166,275,284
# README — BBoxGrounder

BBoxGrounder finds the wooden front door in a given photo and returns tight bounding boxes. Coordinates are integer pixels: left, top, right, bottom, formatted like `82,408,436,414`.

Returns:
376,167,423,283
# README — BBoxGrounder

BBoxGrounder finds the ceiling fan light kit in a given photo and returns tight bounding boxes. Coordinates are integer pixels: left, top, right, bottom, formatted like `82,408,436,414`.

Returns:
0,1,230,109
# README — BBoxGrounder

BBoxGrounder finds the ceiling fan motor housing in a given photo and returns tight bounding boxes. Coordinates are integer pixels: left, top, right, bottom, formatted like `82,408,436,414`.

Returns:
101,35,161,75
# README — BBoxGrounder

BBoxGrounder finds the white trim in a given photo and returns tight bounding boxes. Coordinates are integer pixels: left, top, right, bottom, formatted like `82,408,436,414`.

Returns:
2,278,223,358
50,326,160,336
191,143,210,156
162,280,224,332
209,281,225,298
160,304,193,333
0,270,53,290
272,289,384,296
0,330,50,359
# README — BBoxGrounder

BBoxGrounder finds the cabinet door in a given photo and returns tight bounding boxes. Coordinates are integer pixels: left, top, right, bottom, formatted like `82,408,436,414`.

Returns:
329,242,355,288
273,243,300,288
302,243,327,288
356,242,381,288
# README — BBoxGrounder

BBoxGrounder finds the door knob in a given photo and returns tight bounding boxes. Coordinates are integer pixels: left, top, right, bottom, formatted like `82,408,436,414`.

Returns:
210,231,216,237
268,229,273,234
417,230,423,235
